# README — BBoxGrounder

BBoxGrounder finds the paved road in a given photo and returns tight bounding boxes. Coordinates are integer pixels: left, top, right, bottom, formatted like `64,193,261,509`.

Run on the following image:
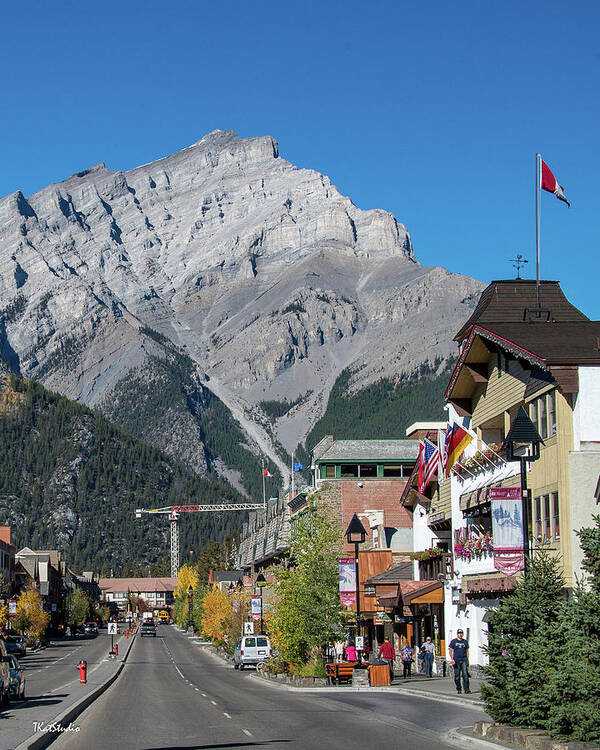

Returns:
52,625,489,750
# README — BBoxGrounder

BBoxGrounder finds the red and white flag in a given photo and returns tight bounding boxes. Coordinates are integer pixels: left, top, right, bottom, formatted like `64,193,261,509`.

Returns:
263,468,273,478
541,159,570,207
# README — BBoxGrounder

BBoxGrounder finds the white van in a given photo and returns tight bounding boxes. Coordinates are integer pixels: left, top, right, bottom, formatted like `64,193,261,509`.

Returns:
233,635,272,669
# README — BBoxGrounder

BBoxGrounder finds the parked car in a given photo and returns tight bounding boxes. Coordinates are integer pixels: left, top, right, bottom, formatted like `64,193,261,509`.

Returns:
4,635,26,658
140,620,157,638
83,622,98,635
4,655,25,700
0,640,11,705
234,636,272,669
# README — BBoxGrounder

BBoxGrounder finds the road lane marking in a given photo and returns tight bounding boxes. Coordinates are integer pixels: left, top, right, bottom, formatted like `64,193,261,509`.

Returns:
243,729,252,737
211,700,217,705
223,712,231,718
201,693,207,697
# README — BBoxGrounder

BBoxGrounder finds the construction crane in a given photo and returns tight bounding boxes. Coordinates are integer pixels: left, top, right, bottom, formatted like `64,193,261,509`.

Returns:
135,502,266,577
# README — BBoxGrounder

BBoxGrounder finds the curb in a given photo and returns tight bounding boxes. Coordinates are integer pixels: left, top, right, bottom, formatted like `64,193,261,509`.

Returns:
15,633,137,750
447,727,511,750
252,671,485,707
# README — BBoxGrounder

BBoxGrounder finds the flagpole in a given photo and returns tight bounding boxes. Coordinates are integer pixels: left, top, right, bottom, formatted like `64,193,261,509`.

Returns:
262,457,266,507
291,452,295,500
535,153,541,311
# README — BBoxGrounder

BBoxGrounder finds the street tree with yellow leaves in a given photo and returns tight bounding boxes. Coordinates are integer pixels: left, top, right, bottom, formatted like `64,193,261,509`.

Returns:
13,587,50,641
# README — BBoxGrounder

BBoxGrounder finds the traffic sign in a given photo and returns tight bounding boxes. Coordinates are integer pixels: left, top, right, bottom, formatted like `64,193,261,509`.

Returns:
108,622,118,635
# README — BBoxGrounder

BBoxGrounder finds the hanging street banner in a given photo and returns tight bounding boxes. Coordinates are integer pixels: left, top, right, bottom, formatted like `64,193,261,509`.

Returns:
338,557,356,607
491,487,524,575
251,595,262,621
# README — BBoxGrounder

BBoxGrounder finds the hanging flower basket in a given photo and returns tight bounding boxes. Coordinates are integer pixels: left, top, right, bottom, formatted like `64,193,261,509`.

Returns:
410,547,446,561
454,533,494,560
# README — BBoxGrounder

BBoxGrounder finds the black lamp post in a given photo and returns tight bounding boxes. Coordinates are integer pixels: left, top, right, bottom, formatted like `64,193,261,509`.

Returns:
187,585,193,631
256,574,266,634
503,405,544,571
345,514,367,643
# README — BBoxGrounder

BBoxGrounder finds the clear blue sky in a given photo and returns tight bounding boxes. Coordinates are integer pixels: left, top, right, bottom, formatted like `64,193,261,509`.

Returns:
2,1,598,316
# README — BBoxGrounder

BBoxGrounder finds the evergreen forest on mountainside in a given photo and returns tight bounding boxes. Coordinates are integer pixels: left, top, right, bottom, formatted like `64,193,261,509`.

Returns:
98,327,280,500
295,359,454,473
0,368,246,573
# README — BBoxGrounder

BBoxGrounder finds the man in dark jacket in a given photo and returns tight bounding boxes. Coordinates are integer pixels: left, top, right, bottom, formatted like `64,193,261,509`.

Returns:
448,629,470,693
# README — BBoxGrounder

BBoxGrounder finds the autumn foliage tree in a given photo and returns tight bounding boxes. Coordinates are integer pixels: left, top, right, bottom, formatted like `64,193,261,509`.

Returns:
201,586,233,644
268,511,346,668
14,587,50,641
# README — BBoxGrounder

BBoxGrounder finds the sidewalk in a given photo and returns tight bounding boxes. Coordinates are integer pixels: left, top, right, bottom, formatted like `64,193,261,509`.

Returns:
2,632,135,750
390,673,484,707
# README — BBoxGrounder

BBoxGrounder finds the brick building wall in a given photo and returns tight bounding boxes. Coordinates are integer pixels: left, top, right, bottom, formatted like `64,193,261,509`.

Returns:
315,480,412,554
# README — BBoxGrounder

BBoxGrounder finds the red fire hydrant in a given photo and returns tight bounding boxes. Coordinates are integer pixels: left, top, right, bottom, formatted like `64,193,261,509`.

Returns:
114,643,118,657
77,660,87,684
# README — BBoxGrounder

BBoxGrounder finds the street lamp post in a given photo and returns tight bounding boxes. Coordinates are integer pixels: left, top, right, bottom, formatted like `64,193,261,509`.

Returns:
345,514,367,644
256,574,266,634
187,585,193,631
503,405,543,572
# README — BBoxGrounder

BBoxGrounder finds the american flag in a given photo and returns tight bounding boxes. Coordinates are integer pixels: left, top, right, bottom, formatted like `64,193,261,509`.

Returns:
418,439,440,494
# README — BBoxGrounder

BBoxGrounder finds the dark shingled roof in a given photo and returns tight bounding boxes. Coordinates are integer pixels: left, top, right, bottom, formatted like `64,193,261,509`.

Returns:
454,280,589,343
478,322,600,365
365,563,413,584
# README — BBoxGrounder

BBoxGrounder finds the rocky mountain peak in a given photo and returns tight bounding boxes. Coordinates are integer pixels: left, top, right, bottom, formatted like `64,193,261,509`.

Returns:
0,130,483,481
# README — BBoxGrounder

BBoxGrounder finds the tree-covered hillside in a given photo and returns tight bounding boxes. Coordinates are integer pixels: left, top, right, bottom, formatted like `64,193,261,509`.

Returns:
0,369,247,573
99,327,279,499
295,359,454,471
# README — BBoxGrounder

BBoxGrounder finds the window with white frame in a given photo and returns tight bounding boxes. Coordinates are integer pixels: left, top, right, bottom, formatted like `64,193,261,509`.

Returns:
529,391,557,440
532,493,559,541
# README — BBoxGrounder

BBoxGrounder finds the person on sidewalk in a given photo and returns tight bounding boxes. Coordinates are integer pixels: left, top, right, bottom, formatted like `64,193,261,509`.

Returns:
400,642,413,679
344,640,357,662
377,636,396,681
448,629,470,694
421,636,435,677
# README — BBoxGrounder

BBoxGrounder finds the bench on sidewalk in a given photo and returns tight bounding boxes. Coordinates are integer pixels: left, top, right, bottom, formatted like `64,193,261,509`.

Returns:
325,662,356,685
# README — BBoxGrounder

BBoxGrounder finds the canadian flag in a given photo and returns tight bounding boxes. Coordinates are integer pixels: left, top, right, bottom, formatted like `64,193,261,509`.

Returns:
263,468,273,478
541,159,570,206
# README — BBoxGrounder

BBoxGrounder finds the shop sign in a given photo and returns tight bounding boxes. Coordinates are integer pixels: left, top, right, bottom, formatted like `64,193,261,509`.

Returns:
251,595,262,621
394,616,405,624
338,557,356,607
374,611,392,624
491,488,525,575
429,511,445,524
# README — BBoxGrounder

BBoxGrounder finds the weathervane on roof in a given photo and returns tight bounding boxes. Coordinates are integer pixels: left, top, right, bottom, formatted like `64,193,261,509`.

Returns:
510,254,528,279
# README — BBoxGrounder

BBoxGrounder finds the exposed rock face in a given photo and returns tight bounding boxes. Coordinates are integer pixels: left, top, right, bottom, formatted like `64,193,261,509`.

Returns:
0,130,483,469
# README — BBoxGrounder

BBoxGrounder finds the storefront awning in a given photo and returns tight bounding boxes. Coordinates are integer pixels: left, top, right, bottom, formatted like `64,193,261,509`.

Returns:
399,580,443,605
460,478,519,513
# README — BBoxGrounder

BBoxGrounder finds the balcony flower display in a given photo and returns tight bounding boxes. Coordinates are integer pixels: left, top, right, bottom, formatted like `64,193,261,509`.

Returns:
453,444,505,479
410,546,446,561
454,533,494,560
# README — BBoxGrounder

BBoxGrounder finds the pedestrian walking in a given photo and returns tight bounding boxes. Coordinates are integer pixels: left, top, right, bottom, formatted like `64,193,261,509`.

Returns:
400,642,413,679
362,640,370,664
420,636,435,677
325,642,336,663
344,641,357,662
377,636,396,681
448,629,470,694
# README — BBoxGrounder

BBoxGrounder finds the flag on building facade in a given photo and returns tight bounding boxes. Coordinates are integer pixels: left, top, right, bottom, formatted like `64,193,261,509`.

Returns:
417,439,440,494
293,461,303,472
444,423,474,476
541,159,570,206
263,468,273,478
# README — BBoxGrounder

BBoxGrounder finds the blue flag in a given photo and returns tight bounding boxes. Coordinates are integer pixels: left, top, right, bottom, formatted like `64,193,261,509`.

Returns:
293,461,303,472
